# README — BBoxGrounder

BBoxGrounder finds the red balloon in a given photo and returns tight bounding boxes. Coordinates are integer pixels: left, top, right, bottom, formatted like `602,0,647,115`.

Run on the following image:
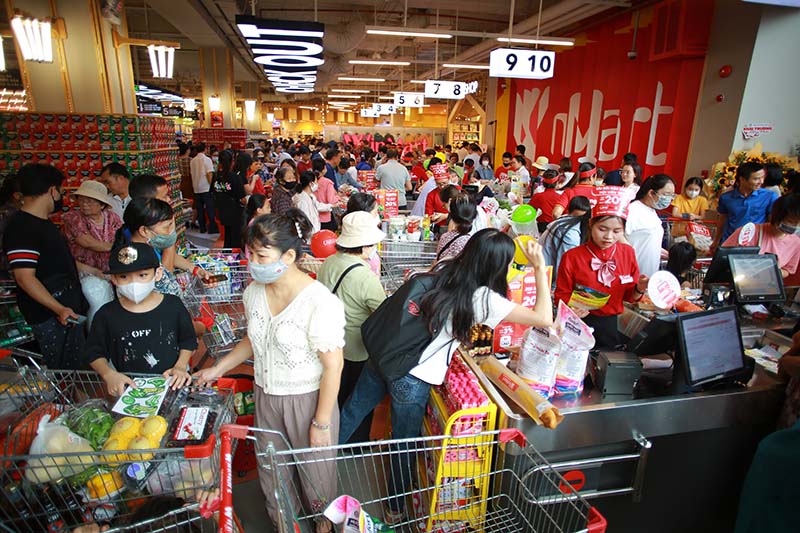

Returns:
310,230,337,258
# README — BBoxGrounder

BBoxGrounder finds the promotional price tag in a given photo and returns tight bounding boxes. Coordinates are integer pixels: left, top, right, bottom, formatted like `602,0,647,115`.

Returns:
424,80,478,100
393,92,425,108
372,103,396,115
647,271,681,310
489,48,556,80
360,108,379,118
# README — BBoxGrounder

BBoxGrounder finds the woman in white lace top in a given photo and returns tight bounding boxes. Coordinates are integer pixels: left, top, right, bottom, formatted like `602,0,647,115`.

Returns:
195,209,345,533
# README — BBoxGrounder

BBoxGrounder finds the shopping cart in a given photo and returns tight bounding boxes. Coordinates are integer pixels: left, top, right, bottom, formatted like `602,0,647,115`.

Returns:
380,240,438,294
665,218,718,257
0,367,235,532
218,427,607,533
0,279,34,349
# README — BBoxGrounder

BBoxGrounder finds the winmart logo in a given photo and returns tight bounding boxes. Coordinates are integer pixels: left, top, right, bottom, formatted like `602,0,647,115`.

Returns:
236,16,325,94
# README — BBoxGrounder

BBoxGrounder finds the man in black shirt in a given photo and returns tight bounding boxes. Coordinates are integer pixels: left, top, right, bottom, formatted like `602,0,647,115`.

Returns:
86,242,197,396
5,164,87,368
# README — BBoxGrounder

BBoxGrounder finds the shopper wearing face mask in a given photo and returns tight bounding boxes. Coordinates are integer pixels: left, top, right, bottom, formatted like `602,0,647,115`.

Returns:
293,171,334,236
86,242,196,396
474,154,495,182
270,167,297,216
317,212,387,443
671,177,709,222
114,198,213,300
194,210,345,533
5,164,89,369
723,193,800,279
625,174,676,277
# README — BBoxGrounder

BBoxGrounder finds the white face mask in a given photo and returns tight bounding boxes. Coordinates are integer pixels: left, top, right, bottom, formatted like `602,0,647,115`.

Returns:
310,183,319,192
116,279,156,304
686,190,700,199
481,160,489,167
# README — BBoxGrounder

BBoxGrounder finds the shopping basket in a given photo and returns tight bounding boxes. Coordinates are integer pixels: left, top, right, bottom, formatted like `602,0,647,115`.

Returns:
218,427,607,533
0,367,235,532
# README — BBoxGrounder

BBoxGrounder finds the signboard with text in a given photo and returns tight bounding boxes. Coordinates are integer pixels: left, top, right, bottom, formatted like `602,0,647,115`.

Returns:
489,48,555,80
424,80,478,100
393,92,425,108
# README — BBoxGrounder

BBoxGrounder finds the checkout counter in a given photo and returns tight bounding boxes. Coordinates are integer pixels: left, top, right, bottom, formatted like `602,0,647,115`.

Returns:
465,302,796,532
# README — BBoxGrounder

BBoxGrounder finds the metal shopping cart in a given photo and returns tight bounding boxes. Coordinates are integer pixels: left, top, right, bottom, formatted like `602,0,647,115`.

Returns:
0,279,34,349
380,240,438,294
0,367,235,532
217,427,607,533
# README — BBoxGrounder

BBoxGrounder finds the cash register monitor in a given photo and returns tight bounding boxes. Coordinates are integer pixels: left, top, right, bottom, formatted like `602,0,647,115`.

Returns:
703,246,760,285
675,306,747,388
729,253,785,304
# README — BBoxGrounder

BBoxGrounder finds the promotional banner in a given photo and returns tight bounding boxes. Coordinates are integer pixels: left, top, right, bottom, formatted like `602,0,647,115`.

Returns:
502,7,708,183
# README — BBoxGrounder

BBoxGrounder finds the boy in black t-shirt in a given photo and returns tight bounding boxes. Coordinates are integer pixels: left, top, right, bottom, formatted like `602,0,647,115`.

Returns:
86,243,197,396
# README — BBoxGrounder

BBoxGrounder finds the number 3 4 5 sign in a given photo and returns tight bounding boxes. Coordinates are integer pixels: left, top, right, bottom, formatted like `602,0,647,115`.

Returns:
489,48,555,80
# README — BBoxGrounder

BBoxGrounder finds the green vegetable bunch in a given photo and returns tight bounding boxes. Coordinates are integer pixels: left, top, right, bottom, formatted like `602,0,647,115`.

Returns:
66,406,115,450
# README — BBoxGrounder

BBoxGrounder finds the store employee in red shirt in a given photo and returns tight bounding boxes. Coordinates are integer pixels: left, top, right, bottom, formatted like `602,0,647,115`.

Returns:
426,163,459,228
555,187,649,348
529,169,568,234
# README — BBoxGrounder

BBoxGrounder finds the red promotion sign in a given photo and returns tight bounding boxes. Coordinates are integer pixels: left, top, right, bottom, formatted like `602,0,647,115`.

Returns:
687,222,711,238
502,8,710,185
358,170,378,191
374,189,399,220
210,111,224,128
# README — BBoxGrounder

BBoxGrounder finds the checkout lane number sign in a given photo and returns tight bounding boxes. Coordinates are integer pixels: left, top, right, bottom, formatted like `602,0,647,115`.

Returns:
489,48,555,80
424,80,478,100
393,92,425,108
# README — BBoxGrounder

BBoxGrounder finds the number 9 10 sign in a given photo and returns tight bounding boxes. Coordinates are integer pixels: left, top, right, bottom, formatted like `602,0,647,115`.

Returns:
489,48,555,80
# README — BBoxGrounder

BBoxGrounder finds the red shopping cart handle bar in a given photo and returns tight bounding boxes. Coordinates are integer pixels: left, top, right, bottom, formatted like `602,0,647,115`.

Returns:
499,428,527,447
183,433,216,459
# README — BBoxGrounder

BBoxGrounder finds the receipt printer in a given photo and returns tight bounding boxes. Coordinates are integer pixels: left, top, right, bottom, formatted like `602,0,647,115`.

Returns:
595,351,642,397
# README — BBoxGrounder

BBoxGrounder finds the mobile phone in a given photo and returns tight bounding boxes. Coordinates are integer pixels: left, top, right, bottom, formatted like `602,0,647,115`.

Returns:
202,274,228,284
67,315,87,326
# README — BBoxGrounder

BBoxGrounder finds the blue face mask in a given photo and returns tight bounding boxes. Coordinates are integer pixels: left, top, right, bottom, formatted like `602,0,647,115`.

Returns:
778,223,800,236
654,194,674,210
148,229,177,250
249,259,288,284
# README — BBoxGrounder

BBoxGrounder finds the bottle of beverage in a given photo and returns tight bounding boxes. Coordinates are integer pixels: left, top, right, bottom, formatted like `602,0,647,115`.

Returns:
1,480,38,529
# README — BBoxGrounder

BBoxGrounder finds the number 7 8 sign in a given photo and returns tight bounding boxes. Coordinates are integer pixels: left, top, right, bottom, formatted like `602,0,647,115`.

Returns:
489,48,555,80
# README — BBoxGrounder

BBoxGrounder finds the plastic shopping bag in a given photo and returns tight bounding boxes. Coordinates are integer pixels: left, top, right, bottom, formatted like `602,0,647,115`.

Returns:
517,327,561,398
80,275,114,328
553,301,596,396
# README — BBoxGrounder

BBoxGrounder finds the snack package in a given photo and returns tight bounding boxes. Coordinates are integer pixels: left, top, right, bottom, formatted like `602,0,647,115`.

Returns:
493,266,552,353
516,327,561,398
478,356,563,429
553,301,596,396
324,495,394,533
687,222,713,254
568,284,610,311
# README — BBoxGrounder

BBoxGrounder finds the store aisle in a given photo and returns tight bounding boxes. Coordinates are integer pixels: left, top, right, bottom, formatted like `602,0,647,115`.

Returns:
233,480,275,532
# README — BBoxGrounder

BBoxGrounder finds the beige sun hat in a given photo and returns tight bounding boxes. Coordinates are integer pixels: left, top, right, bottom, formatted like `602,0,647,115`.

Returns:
532,156,550,170
73,180,113,207
337,211,386,248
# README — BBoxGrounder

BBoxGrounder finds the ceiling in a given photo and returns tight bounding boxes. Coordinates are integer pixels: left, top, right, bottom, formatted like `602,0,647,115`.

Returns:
125,0,639,103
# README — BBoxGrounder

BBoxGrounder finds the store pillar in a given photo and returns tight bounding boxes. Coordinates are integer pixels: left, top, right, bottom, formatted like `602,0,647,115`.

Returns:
5,0,136,114
199,47,236,128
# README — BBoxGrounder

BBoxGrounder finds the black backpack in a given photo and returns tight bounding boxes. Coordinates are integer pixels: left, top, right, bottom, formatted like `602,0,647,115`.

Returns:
361,275,439,381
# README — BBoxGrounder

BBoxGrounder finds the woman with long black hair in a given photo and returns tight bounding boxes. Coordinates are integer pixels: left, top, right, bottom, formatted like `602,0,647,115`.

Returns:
539,195,592,282
212,150,246,248
338,228,553,525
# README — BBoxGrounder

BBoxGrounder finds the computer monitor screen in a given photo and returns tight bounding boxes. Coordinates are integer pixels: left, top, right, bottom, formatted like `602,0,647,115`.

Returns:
676,307,746,386
729,253,785,304
703,246,760,285
626,314,677,356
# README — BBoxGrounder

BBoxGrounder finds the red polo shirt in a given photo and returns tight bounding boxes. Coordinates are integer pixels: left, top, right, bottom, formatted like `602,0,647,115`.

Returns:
495,165,511,182
529,188,569,224
555,241,639,317
297,159,312,174
410,163,427,185
425,185,452,226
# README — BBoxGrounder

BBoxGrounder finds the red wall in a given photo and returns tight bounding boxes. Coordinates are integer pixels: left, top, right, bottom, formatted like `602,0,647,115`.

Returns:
503,5,709,184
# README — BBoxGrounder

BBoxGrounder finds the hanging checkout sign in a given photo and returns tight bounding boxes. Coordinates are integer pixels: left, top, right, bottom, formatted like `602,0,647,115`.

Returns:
393,92,425,108
372,103,396,115
489,48,555,80
424,80,478,100
360,108,380,118
235,16,325,94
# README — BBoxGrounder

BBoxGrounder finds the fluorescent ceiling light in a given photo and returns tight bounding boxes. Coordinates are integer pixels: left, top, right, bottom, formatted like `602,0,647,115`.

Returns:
442,63,490,70
326,94,361,99
410,80,426,84
11,16,53,63
349,59,411,66
338,76,385,82
244,100,256,121
496,37,575,46
366,28,452,39
298,106,318,110
378,96,394,100
183,98,196,111
148,44,175,78
330,89,370,93
0,37,5,72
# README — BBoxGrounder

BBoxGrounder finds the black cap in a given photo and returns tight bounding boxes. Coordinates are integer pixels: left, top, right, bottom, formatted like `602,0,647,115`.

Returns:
106,242,160,274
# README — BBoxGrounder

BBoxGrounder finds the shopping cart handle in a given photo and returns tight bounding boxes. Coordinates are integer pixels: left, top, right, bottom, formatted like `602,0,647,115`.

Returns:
200,497,221,519
220,423,251,440
184,433,216,459
499,428,527,447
